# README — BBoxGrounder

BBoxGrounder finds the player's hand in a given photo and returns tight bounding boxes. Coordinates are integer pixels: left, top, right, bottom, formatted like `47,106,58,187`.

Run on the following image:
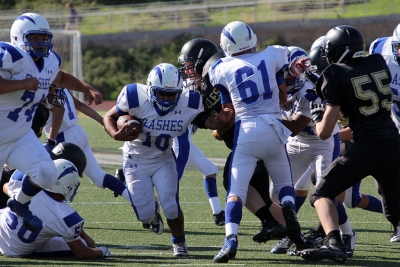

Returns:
24,77,39,91
212,130,223,141
304,70,319,87
43,138,56,153
215,108,233,123
98,246,112,257
289,56,311,77
87,88,103,105
310,101,325,124
114,124,140,141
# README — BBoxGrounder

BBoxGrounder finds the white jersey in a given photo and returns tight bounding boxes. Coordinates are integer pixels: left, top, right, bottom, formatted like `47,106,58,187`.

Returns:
0,189,83,257
369,36,400,131
44,89,78,134
208,46,289,121
0,42,60,144
116,83,204,159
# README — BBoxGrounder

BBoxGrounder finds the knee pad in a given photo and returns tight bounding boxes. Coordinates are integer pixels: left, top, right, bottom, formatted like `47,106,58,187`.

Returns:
135,202,156,223
343,187,361,209
163,203,179,220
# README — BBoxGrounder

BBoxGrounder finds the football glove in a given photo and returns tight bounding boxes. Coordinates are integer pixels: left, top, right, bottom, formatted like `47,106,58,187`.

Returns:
304,70,319,87
310,101,326,124
99,246,112,257
289,56,311,77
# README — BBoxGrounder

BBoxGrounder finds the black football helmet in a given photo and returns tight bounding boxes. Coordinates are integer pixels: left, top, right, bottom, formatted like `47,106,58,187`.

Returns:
322,25,365,64
51,142,87,177
178,38,219,90
43,84,66,109
201,52,225,95
31,103,49,138
309,46,329,74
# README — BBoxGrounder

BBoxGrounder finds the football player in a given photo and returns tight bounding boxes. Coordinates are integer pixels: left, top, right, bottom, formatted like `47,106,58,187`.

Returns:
0,13,102,232
300,25,400,264
1,144,111,258
208,21,313,263
272,46,355,256
174,38,225,226
42,86,139,223
103,63,232,257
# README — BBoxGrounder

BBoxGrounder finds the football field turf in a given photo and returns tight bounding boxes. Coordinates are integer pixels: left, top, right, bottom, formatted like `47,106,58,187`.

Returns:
2,116,398,266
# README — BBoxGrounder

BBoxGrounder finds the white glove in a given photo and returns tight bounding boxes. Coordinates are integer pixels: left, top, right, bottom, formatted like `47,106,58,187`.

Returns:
98,246,112,257
289,56,311,77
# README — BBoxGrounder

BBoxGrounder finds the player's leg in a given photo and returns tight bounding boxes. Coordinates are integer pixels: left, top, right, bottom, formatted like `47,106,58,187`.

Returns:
187,141,224,226
7,132,57,231
153,157,187,257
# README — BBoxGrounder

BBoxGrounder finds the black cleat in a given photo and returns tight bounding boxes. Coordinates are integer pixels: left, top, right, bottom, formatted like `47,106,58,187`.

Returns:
142,223,150,229
253,220,287,243
300,241,347,264
213,234,238,263
213,210,225,226
7,197,37,232
304,230,325,248
342,230,356,257
113,168,126,197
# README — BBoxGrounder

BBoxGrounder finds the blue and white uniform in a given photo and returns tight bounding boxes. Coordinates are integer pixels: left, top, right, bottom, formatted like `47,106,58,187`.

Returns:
0,42,60,189
0,172,84,257
208,46,293,205
369,36,400,132
277,78,340,197
116,83,203,222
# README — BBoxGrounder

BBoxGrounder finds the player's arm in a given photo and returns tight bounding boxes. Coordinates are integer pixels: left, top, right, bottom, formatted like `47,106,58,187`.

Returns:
66,238,108,259
339,127,353,141
314,104,340,140
0,75,39,94
281,113,311,137
46,105,64,141
80,228,96,248
52,70,103,105
103,106,139,141
72,93,104,126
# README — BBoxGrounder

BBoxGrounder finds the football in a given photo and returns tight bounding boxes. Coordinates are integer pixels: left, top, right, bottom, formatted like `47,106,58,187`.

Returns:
117,114,142,135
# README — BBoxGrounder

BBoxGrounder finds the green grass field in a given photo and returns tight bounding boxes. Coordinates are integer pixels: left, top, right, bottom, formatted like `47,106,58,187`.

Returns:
4,112,399,266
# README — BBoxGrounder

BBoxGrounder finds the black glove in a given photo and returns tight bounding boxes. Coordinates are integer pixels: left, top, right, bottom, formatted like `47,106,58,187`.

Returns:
305,70,319,86
310,101,325,124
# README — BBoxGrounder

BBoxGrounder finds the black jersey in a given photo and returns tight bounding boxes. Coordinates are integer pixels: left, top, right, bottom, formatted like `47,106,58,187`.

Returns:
317,53,398,140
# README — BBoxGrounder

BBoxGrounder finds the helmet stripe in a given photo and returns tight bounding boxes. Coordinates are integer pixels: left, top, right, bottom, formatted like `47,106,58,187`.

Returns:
245,24,252,40
16,15,36,25
58,166,78,180
155,66,162,85
222,28,236,44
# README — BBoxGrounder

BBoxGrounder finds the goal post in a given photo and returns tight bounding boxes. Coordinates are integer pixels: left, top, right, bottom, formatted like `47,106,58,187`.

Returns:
0,29,84,102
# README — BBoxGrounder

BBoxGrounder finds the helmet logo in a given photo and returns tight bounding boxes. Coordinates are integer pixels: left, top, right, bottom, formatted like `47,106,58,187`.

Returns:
245,24,252,40
16,15,36,25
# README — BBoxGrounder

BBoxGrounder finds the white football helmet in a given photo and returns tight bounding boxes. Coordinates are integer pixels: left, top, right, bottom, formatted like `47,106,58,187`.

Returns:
45,159,80,202
286,46,308,94
310,36,325,51
147,63,183,116
392,24,400,65
10,13,53,58
220,21,257,57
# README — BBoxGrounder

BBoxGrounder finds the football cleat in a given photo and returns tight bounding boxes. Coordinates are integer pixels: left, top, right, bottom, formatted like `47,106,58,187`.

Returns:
173,242,189,257
7,197,37,232
142,222,150,229
390,226,400,242
113,169,126,197
342,230,356,257
281,202,301,238
213,234,238,263
253,220,287,243
300,240,347,264
149,199,164,235
271,236,293,254
304,229,325,248
213,210,225,226
287,235,315,256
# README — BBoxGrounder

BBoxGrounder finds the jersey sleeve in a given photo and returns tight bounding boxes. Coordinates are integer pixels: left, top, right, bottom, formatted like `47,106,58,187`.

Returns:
369,37,389,55
0,42,24,77
116,84,140,116
62,211,85,242
208,59,232,104
317,65,341,105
